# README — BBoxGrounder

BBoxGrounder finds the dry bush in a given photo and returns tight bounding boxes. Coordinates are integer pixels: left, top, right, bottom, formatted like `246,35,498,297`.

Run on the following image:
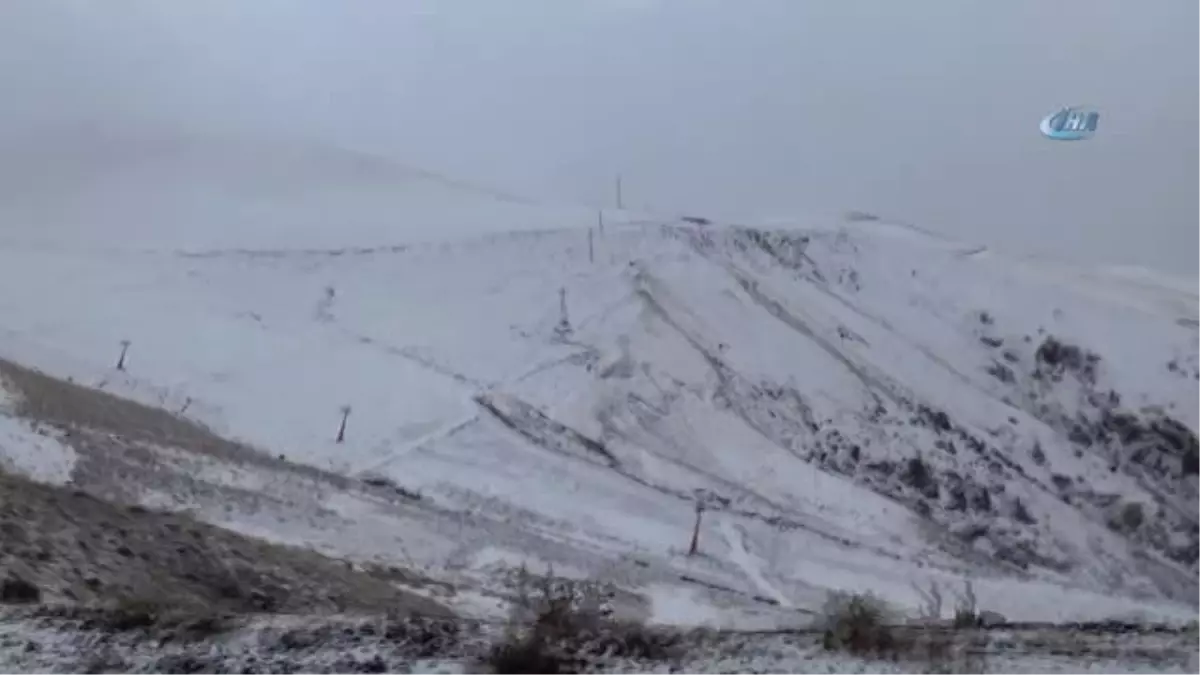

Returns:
952,580,979,628
820,590,898,656
41,596,235,643
103,596,232,640
484,566,679,673
486,635,578,675
1109,501,1145,533
912,580,944,622
381,613,463,659
825,585,989,673
0,573,41,604
507,566,611,637
912,579,984,628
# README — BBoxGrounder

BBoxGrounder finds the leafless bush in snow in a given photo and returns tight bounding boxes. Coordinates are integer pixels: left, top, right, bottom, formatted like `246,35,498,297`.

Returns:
485,565,679,673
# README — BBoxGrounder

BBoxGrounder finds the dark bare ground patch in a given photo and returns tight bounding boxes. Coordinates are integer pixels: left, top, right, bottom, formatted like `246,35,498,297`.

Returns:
0,358,356,490
0,358,452,629
0,469,451,618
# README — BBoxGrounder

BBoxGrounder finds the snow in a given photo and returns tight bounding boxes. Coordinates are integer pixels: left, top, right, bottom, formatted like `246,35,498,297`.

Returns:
0,132,1196,639
0,391,76,485
644,584,727,627
3,603,1194,674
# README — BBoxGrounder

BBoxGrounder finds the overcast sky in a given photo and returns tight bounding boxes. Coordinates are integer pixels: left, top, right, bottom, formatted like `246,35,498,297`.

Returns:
1,0,1196,275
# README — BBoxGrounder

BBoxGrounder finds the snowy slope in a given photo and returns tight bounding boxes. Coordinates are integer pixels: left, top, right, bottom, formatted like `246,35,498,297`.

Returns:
0,133,1195,629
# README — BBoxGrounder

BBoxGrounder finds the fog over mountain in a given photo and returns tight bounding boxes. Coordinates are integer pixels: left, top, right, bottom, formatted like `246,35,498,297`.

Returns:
0,0,1196,276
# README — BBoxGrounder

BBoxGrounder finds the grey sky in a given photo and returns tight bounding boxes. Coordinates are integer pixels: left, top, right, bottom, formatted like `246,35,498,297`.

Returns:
1,0,1196,276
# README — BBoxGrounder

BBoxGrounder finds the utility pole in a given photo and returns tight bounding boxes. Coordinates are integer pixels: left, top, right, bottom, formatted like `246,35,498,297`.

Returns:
116,340,131,371
336,405,352,443
588,228,594,263
616,174,623,210
555,287,572,340
688,499,706,556
597,210,604,236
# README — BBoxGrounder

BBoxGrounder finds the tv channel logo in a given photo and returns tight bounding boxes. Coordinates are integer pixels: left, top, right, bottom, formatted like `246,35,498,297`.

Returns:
1040,106,1099,141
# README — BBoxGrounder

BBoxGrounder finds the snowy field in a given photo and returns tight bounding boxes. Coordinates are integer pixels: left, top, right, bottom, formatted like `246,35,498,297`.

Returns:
0,134,1196,644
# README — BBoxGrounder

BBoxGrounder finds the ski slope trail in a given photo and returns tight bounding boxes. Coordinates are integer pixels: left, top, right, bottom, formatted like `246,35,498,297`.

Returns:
0,197,1196,628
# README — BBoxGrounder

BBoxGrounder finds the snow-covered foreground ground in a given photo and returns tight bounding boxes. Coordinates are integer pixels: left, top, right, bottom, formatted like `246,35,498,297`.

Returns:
0,135,1196,659
2,606,1197,674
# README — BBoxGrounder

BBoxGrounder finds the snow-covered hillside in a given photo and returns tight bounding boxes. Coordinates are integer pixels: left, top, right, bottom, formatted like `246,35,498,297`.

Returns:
0,133,1196,631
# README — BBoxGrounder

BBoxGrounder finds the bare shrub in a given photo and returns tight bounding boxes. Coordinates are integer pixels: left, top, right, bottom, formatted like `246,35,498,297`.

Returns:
825,584,989,673
1110,501,1145,533
487,635,577,674
485,566,679,673
820,590,897,656
382,614,462,659
106,596,165,631
101,596,232,640
912,580,943,622
0,574,41,604
504,565,611,636
952,580,979,628
79,646,129,674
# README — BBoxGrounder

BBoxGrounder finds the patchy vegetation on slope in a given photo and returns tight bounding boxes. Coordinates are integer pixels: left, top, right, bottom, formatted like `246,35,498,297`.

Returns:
1002,334,1199,573
0,363,462,666
0,467,450,618
0,356,465,667
0,358,359,496
484,566,682,673
3,593,1196,673
674,226,1198,603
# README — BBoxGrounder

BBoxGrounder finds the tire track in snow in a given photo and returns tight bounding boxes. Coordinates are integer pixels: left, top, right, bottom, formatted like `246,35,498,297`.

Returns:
474,391,620,468
691,235,1034,443
629,265,824,438
344,329,598,475
472,385,918,567
619,257,995,573
359,412,480,475
348,332,484,388
792,270,1029,419
508,348,597,384
725,269,896,409
662,224,900,411
337,331,486,474
682,224,1017,418
622,269,920,554
720,516,793,608
610,391,870,542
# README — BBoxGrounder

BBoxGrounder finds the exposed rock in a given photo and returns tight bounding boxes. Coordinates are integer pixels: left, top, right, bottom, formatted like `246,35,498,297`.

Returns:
0,575,41,604
986,362,1015,383
1035,336,1100,384
901,456,936,498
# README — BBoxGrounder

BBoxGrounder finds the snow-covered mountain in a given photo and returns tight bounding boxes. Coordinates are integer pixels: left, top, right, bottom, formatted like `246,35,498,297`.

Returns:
0,131,1196,630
